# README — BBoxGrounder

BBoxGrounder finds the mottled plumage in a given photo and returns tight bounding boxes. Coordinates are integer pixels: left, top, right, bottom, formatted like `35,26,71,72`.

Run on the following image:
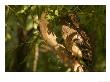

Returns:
61,13,93,71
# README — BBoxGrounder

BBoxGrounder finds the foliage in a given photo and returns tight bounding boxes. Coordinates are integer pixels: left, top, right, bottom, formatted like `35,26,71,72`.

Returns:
5,5,106,72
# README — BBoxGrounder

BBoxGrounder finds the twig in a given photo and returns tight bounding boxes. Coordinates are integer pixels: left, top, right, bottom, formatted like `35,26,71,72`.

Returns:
33,45,39,72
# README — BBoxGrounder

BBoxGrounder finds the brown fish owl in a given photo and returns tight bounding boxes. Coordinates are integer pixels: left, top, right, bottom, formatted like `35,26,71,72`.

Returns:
61,13,93,72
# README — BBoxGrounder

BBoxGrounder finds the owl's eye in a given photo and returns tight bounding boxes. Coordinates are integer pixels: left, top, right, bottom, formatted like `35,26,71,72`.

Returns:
68,23,71,26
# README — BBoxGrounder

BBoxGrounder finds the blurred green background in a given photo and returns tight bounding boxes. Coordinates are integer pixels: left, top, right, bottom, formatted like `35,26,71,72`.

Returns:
5,5,106,72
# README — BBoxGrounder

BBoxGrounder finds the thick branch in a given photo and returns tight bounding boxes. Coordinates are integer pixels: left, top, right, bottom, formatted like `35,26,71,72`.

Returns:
39,11,70,64
39,12,58,48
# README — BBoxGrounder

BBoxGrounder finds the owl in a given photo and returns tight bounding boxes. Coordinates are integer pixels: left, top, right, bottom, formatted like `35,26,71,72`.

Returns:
61,13,93,71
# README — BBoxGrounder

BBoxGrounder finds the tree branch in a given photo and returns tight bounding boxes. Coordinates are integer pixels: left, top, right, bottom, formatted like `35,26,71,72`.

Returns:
39,11,58,48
